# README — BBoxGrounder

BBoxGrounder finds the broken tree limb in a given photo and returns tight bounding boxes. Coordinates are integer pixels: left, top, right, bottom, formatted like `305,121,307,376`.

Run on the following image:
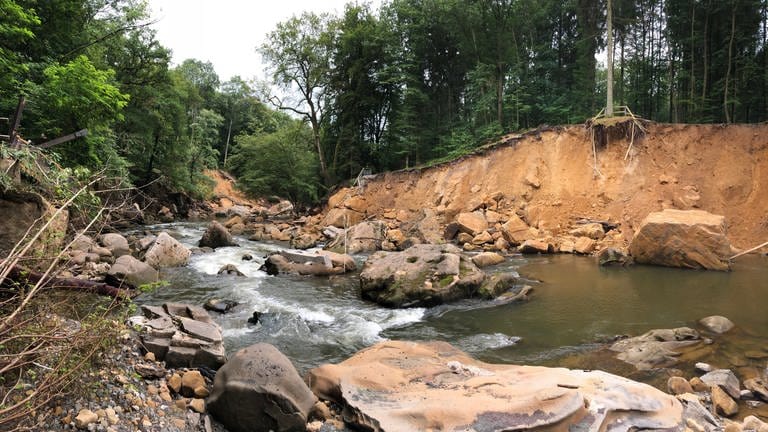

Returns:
730,240,768,260
4,266,137,299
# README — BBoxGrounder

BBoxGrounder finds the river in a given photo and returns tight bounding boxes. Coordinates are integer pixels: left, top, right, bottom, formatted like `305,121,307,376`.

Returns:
135,222,768,381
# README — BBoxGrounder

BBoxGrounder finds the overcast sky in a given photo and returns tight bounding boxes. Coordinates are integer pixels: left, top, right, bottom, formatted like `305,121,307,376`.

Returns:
148,0,379,83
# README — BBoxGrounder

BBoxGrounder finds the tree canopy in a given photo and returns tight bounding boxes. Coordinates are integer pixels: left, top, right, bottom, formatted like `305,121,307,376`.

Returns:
2,0,767,203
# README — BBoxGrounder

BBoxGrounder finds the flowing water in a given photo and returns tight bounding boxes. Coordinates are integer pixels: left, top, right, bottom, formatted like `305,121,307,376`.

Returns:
135,223,768,379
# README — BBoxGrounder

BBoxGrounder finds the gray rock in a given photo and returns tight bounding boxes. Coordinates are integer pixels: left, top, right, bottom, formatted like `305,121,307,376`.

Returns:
217,264,245,276
597,247,631,266
99,233,131,257
699,315,735,334
199,221,238,249
695,362,714,373
179,317,222,344
107,255,158,288
610,327,701,370
208,343,317,432
360,244,487,308
700,369,741,399
144,232,190,268
325,221,386,254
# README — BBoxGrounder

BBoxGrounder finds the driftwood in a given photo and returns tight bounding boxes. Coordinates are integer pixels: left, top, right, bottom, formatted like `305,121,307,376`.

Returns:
4,266,137,299
730,240,768,260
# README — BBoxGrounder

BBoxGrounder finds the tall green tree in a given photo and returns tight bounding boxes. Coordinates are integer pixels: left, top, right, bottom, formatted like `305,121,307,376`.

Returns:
259,12,337,186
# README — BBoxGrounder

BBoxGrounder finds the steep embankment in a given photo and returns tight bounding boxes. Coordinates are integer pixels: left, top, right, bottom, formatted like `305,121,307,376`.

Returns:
326,123,768,249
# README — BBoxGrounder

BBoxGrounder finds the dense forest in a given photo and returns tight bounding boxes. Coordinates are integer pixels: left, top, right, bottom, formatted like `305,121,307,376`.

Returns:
2,0,767,205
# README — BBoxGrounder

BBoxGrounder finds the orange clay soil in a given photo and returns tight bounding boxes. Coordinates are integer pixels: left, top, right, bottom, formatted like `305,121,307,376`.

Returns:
325,123,768,250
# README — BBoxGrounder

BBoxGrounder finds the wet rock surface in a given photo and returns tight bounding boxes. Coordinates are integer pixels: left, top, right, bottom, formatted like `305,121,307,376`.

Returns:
359,244,489,307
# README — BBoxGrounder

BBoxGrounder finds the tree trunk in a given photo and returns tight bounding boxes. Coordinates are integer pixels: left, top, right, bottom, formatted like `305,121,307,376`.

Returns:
606,0,614,116
5,266,137,299
724,3,736,123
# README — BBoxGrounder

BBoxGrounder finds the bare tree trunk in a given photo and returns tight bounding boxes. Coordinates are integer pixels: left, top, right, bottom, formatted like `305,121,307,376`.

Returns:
724,3,736,123
606,0,614,116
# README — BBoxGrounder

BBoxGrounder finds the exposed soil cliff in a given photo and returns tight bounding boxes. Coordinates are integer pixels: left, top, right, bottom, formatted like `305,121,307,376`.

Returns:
325,123,768,250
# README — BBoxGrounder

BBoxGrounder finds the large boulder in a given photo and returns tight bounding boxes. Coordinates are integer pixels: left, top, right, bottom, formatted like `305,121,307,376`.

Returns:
260,250,354,276
199,221,238,249
325,221,386,254
610,327,701,370
99,233,131,258
360,244,487,308
455,211,487,236
500,214,532,245
307,341,685,432
143,232,190,268
629,209,731,271
207,343,316,432
107,255,158,288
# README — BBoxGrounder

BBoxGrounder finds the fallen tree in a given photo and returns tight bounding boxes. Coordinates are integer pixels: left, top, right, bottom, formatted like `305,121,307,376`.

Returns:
3,266,137,300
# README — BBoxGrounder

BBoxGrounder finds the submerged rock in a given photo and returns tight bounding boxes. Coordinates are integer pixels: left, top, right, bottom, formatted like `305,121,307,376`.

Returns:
207,343,316,432
307,340,685,432
260,250,355,276
629,209,731,271
359,244,487,308
610,327,701,370
699,315,735,334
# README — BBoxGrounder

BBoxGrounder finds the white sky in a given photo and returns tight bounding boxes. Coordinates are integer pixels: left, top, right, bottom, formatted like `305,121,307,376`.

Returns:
148,0,378,83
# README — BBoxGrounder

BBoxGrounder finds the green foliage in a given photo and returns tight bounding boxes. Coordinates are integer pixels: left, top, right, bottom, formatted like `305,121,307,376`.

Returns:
228,118,320,208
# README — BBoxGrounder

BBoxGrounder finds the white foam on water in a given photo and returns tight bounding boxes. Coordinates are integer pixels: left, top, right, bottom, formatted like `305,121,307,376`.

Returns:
457,333,522,353
222,327,254,338
188,247,266,278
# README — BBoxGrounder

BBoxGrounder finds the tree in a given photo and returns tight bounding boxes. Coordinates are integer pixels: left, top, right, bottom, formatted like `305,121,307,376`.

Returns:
25,55,129,170
259,12,336,186
228,117,320,208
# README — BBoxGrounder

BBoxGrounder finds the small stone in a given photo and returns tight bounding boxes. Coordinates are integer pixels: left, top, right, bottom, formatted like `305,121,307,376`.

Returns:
159,390,173,402
146,384,158,395
690,377,709,392
712,385,739,417
189,398,205,413
144,352,156,362
743,415,768,432
168,373,182,393
667,376,693,395
307,420,324,432
54,406,64,416
193,386,210,398
172,418,186,429
744,378,768,401
175,399,188,410
724,423,743,432
309,401,332,421
141,415,152,428
105,408,118,425
181,371,206,398
75,409,98,429
695,362,713,373
115,374,129,385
